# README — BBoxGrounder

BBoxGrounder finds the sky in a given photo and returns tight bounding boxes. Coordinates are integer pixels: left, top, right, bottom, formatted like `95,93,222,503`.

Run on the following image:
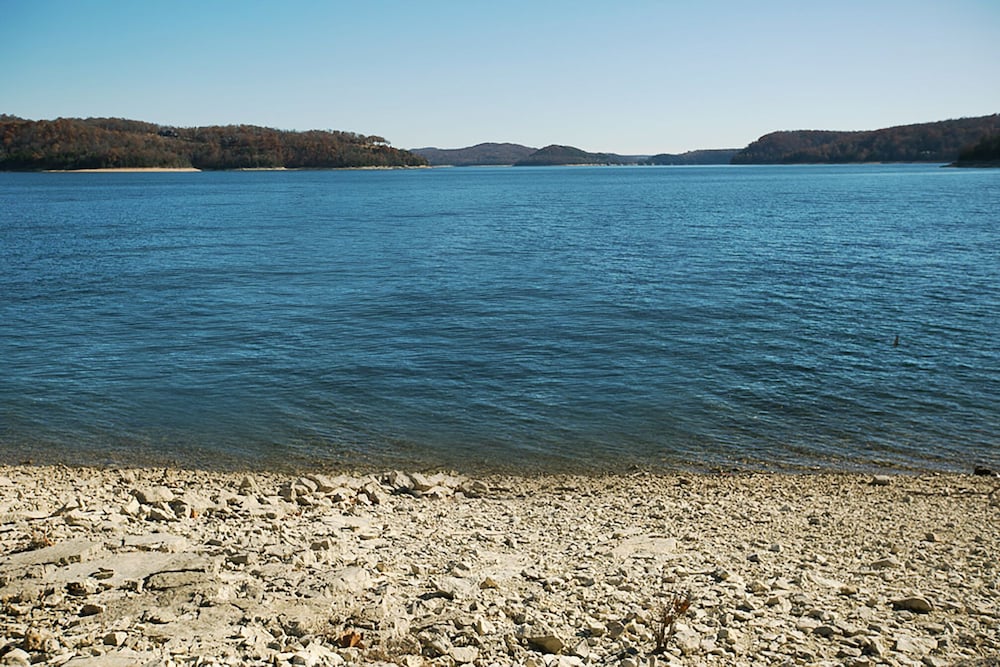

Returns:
3,0,999,154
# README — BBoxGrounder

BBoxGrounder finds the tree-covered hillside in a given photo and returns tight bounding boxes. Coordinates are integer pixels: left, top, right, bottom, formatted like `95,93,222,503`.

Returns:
953,133,1000,167
644,149,740,165
513,145,633,166
732,115,1000,164
0,116,428,170
411,143,537,166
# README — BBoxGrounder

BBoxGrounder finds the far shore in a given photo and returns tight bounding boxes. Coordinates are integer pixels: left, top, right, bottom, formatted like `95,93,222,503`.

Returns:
38,165,431,173
44,167,202,173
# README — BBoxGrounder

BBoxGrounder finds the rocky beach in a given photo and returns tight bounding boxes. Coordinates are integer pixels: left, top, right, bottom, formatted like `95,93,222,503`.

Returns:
1,466,997,667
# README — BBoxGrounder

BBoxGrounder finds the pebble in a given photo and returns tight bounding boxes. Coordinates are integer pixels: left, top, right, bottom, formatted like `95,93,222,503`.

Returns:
0,466,996,666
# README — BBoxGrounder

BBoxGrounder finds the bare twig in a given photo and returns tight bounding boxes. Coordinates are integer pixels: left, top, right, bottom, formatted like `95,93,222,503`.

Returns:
653,591,693,654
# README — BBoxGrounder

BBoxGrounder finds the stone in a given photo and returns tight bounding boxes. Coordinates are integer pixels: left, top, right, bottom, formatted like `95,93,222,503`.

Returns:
894,635,937,654
474,616,496,635
526,634,564,654
451,646,479,664
433,576,478,600
2,538,102,568
327,566,371,594
0,649,31,667
103,631,127,646
79,602,105,616
118,533,189,553
605,619,626,639
238,475,260,494
22,627,58,653
719,627,742,643
135,486,175,504
673,623,701,654
66,580,98,597
409,472,434,492
892,596,934,613
568,638,591,659
145,506,177,522
144,570,211,590
870,557,899,569
460,480,490,497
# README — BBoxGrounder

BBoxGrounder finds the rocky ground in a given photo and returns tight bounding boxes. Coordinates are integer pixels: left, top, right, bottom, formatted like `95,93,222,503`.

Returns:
1,466,997,667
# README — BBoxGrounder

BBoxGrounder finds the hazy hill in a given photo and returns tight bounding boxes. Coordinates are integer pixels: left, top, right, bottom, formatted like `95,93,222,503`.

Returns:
0,116,428,170
644,149,740,165
513,145,643,166
411,143,537,166
732,115,1000,164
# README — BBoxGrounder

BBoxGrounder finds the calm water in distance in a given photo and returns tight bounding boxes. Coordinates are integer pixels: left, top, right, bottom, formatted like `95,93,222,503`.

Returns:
2,165,998,473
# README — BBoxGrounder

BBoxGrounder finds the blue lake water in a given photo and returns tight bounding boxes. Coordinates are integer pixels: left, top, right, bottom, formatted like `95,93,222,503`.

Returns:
1,165,998,473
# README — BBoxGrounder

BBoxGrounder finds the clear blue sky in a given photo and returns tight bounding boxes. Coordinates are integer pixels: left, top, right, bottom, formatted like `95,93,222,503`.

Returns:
3,0,999,154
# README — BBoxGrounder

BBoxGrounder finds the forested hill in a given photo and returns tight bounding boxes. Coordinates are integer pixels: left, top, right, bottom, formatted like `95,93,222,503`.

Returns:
513,145,642,166
732,115,1000,164
411,143,537,166
953,133,1000,167
0,116,428,170
644,149,740,165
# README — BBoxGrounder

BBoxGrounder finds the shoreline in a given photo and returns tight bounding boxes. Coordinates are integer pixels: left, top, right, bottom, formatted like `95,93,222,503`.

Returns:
43,167,202,173
2,465,997,666
37,165,432,173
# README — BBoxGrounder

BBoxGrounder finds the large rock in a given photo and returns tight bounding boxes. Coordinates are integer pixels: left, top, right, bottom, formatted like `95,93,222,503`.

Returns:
1,539,103,569
526,634,564,654
892,596,934,613
134,486,175,504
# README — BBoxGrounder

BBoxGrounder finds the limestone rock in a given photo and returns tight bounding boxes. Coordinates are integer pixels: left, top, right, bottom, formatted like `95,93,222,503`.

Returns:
894,634,938,654
451,646,479,664
432,575,478,600
526,634,564,654
892,596,934,613
134,486,175,504
0,648,31,667
103,631,127,646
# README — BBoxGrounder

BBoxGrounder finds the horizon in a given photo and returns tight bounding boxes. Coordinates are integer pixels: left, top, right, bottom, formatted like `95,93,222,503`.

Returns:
3,1,999,155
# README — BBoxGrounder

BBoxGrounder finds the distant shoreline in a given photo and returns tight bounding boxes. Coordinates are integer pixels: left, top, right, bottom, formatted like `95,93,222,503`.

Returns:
44,167,202,173
38,165,430,173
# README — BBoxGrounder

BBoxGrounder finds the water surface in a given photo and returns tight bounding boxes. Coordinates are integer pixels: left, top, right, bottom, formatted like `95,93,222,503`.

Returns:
2,165,998,472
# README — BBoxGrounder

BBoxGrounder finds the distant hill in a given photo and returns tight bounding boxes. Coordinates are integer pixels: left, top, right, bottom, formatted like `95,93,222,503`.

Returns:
732,114,1000,164
0,116,428,170
513,145,646,166
411,143,537,166
644,149,740,165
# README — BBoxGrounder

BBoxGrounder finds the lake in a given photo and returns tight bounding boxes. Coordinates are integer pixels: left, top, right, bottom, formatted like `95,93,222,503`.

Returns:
1,165,998,473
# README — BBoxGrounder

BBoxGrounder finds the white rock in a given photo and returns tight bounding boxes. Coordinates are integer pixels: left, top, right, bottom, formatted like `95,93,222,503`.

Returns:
135,486,175,504
0,648,31,667
433,576,478,600
451,646,479,664
894,634,937,654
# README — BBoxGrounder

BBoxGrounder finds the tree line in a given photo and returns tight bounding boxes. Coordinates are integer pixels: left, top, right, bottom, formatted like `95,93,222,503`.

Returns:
731,115,1000,164
0,116,428,170
955,133,1000,165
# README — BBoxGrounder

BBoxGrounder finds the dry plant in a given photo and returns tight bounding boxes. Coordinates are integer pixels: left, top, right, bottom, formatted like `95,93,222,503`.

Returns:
653,590,693,654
